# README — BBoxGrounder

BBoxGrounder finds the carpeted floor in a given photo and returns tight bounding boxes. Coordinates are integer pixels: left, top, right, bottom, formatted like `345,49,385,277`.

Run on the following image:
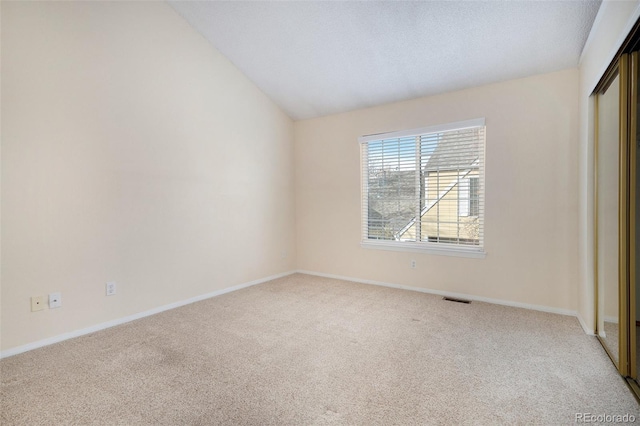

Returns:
1,273,639,425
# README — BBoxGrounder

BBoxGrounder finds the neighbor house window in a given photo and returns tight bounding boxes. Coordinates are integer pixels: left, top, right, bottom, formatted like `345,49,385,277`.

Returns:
469,177,480,217
359,118,485,257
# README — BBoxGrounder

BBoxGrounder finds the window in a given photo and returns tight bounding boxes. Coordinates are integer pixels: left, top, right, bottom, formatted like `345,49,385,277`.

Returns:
360,119,485,257
469,177,480,217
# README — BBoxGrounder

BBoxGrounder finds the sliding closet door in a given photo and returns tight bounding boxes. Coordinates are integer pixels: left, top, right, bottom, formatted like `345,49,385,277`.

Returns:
596,65,622,366
630,51,639,382
596,72,621,363
592,20,640,398
595,53,634,375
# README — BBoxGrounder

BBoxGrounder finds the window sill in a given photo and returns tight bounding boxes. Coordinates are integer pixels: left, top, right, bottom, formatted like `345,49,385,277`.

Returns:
361,240,486,259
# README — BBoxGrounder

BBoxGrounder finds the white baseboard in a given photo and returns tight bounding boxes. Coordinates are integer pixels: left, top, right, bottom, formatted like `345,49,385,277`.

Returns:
0,270,296,359
603,315,619,325
2,268,594,358
296,269,579,318
576,312,595,335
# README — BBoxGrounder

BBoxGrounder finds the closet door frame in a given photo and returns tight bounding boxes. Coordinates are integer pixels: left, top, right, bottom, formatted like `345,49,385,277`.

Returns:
594,52,640,384
594,58,621,370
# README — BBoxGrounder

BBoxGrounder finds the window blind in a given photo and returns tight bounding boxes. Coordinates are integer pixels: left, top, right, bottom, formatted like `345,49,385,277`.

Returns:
360,119,485,252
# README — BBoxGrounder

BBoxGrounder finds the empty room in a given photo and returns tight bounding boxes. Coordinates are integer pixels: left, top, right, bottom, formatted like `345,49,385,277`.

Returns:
2,0,640,424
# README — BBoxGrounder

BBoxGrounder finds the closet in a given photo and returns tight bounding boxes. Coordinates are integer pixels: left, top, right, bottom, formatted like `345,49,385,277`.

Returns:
594,28,640,398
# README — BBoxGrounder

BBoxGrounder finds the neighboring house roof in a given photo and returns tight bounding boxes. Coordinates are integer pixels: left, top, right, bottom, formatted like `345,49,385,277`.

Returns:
367,205,383,227
423,131,480,172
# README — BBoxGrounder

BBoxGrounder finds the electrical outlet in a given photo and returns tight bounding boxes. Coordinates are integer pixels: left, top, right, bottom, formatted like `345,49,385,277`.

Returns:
281,250,287,259
106,281,116,296
31,296,46,312
49,292,62,309
411,260,416,269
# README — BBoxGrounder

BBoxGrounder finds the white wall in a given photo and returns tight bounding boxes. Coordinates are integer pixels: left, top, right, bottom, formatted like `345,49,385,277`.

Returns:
1,1,295,352
578,0,640,333
294,69,579,312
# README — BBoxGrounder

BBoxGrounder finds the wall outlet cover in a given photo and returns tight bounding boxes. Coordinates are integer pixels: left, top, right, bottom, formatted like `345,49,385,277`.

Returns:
106,281,116,296
31,296,46,312
49,292,62,309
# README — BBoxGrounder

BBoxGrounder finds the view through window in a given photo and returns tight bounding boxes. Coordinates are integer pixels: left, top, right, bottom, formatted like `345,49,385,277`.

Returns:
360,120,485,252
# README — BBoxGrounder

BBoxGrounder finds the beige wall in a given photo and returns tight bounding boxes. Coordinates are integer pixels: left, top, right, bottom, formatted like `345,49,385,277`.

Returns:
578,0,640,333
3,1,627,354
1,2,295,351
295,69,579,312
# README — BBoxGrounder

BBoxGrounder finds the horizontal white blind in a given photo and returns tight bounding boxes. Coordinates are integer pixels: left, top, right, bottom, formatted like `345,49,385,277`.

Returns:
359,118,485,143
361,122,485,250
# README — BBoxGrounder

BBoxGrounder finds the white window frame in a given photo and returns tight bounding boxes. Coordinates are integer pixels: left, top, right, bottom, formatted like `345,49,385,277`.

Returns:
359,118,486,258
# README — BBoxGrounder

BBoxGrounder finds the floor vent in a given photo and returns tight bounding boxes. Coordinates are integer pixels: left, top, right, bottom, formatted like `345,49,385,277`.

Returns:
442,297,471,304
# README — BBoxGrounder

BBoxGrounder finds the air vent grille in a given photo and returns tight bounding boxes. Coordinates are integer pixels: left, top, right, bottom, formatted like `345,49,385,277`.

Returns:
442,297,471,304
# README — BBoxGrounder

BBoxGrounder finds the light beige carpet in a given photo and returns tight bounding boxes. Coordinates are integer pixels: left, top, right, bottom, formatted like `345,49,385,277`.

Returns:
1,273,639,425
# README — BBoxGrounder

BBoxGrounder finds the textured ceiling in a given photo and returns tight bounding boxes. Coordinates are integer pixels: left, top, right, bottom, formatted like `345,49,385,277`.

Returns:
169,1,602,120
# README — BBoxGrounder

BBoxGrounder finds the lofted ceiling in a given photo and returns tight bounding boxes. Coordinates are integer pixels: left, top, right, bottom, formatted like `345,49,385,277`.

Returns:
169,1,602,120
